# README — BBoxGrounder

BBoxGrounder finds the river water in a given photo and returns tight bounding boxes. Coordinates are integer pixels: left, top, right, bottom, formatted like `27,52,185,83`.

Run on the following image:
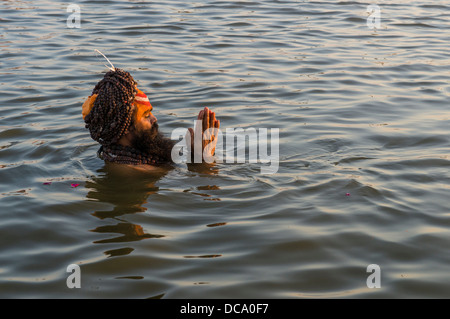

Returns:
0,0,449,298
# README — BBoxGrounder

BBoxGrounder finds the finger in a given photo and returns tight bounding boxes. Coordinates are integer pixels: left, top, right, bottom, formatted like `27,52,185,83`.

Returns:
207,111,214,139
203,108,210,131
198,110,204,121
209,111,215,130
203,110,210,150
202,107,208,122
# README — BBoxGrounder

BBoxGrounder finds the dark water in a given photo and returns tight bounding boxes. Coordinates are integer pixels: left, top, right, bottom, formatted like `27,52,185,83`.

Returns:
0,0,449,298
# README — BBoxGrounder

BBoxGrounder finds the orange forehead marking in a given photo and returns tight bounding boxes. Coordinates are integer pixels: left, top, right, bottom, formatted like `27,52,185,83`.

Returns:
133,89,152,122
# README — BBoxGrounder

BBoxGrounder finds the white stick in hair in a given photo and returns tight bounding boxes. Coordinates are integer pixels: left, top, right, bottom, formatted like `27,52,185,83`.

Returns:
95,49,115,72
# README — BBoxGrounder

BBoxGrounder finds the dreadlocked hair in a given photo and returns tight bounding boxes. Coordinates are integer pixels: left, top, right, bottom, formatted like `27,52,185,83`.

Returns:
84,68,138,146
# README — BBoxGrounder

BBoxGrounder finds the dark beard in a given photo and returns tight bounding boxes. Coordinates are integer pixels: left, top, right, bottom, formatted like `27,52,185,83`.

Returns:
131,123,175,163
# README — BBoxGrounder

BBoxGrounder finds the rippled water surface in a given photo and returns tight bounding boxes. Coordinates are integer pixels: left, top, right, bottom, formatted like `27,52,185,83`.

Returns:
1,0,449,298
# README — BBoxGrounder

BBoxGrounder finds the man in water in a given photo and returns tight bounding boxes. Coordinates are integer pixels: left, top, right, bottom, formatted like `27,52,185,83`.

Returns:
82,68,220,166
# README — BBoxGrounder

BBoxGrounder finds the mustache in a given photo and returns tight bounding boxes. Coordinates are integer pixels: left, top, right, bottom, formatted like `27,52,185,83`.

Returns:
148,122,159,136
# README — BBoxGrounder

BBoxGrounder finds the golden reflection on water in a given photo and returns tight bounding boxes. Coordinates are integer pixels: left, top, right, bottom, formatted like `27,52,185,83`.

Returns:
84,164,168,254
91,223,165,244
84,162,221,254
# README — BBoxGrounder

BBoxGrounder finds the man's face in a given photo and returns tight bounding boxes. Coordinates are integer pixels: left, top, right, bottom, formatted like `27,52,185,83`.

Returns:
128,88,176,156
134,104,158,134
130,106,163,154
132,88,157,134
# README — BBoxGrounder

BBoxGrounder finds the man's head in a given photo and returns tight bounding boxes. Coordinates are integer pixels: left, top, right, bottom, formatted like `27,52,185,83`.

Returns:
82,68,158,147
83,68,175,163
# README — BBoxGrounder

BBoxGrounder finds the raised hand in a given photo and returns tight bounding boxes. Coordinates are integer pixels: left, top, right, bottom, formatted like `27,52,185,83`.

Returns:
186,107,220,163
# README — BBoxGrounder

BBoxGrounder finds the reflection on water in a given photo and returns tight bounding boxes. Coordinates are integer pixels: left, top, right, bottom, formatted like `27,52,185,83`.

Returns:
86,165,168,249
85,163,221,256
104,247,134,258
86,165,165,219
91,223,165,244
